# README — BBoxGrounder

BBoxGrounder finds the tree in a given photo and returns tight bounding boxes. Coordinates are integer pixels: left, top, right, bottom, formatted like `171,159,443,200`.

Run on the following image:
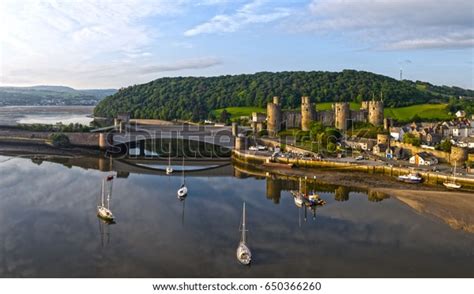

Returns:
219,109,231,124
403,133,421,147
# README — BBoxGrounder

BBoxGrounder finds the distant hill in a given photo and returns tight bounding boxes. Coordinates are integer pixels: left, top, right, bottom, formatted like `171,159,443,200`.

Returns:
0,86,116,106
94,70,473,121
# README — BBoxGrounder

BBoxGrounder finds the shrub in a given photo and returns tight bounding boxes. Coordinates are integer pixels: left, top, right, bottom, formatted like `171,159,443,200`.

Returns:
50,133,70,147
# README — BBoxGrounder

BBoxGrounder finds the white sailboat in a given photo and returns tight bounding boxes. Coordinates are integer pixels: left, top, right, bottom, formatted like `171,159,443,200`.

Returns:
97,176,115,222
236,202,252,265
166,142,173,175
177,157,188,200
443,162,462,189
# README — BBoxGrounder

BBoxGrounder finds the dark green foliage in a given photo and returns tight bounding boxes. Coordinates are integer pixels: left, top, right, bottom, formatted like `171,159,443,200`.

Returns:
219,109,231,124
403,133,421,147
447,97,474,115
436,139,452,152
50,133,70,147
94,70,459,121
18,123,91,132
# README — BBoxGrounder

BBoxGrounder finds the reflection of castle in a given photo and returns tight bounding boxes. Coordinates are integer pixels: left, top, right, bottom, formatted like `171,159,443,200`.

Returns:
259,96,384,136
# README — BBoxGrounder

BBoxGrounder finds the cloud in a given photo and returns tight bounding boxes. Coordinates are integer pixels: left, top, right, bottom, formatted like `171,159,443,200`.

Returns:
139,57,222,74
184,0,291,36
293,0,474,50
0,0,203,88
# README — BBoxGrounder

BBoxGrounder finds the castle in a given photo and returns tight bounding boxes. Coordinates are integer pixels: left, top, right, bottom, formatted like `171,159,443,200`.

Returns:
252,96,384,136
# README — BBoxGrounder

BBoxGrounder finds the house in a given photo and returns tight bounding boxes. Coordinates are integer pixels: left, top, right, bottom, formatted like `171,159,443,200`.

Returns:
457,136,474,148
453,126,470,138
456,110,466,118
390,127,405,141
345,138,376,151
372,143,387,157
252,112,266,123
409,152,438,166
425,133,442,146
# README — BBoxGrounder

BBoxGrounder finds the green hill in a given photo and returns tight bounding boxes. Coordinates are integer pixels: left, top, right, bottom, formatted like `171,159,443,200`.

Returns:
0,86,116,106
94,70,469,121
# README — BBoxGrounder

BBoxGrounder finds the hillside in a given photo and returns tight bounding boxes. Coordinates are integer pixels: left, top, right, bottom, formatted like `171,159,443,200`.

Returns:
0,86,116,106
94,70,470,121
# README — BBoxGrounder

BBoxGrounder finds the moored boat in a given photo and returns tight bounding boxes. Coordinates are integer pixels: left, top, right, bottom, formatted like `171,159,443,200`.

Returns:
398,172,423,184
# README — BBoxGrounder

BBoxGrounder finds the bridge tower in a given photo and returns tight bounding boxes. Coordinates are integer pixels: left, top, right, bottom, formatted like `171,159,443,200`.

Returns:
267,96,282,137
301,96,315,131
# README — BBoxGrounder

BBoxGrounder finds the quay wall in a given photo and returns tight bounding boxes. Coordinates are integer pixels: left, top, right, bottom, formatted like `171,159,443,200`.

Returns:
232,149,474,188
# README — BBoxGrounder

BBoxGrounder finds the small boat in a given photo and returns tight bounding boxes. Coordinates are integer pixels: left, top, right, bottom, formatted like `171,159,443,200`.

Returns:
177,157,187,200
97,177,115,222
398,172,423,184
262,161,294,169
166,142,173,175
236,202,252,265
443,162,461,189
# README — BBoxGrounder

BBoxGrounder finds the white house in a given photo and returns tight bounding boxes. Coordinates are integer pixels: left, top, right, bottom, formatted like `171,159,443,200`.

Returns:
409,152,438,166
456,110,466,118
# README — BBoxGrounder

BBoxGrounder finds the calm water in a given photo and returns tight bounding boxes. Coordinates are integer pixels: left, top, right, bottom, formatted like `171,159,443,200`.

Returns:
0,106,94,126
0,155,473,278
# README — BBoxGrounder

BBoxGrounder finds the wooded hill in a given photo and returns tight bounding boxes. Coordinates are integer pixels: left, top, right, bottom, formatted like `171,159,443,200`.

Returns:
94,70,473,121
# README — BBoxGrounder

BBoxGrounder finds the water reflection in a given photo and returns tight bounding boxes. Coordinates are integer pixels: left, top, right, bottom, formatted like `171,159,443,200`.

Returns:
0,155,473,278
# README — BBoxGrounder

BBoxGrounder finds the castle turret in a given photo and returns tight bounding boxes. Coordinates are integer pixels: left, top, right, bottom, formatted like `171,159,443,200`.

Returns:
368,100,384,126
267,96,282,137
301,96,315,131
334,102,350,131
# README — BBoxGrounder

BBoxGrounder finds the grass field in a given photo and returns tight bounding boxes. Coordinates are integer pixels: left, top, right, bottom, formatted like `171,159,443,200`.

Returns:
213,103,453,122
212,106,265,121
384,104,452,122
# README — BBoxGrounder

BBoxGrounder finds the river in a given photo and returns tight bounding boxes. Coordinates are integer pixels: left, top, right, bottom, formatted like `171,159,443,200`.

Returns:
0,106,94,126
0,155,473,278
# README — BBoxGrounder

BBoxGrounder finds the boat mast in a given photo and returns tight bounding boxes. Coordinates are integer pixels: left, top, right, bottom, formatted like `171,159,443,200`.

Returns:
107,178,112,209
168,142,171,168
101,179,105,206
182,156,185,185
241,202,246,243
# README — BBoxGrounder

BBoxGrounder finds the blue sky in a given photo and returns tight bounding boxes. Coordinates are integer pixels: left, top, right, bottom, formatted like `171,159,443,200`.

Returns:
0,0,473,89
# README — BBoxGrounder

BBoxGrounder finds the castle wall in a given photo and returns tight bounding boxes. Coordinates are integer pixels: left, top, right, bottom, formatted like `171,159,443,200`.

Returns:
282,111,301,129
350,110,367,123
316,111,334,126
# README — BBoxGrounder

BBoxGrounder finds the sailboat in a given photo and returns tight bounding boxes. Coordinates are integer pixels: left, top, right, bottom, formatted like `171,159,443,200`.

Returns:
236,202,252,265
177,157,188,200
443,162,462,189
166,142,173,175
97,176,115,222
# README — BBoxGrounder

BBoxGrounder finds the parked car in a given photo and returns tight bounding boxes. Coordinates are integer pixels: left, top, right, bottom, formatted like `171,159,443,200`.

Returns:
355,155,364,160
256,145,267,151
249,146,258,151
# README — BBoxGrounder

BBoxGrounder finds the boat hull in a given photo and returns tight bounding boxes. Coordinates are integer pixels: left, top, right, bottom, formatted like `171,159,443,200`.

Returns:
236,242,251,265
443,182,461,189
97,206,114,222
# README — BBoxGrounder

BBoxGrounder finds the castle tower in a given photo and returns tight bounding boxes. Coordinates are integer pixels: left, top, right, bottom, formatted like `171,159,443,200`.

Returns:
368,100,384,126
267,96,282,137
334,102,350,131
361,101,369,110
301,96,315,131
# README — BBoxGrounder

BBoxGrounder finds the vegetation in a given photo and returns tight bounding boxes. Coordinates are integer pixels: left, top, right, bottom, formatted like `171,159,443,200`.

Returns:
346,122,385,139
384,104,453,122
18,123,92,132
315,102,360,111
0,86,116,106
49,133,70,147
403,133,422,147
435,139,452,152
447,97,474,116
95,70,468,121
212,106,265,121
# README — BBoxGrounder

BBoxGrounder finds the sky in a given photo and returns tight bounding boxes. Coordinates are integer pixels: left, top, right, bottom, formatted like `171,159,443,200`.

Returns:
0,0,473,89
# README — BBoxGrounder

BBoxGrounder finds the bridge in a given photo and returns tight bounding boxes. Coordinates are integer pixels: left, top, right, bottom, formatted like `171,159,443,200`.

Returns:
106,124,250,156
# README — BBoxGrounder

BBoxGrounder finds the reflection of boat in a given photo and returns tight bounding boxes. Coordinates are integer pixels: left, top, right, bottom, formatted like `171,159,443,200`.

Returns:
291,177,326,208
443,163,461,189
398,172,423,184
177,157,188,200
166,142,173,175
236,202,251,265
97,176,115,222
